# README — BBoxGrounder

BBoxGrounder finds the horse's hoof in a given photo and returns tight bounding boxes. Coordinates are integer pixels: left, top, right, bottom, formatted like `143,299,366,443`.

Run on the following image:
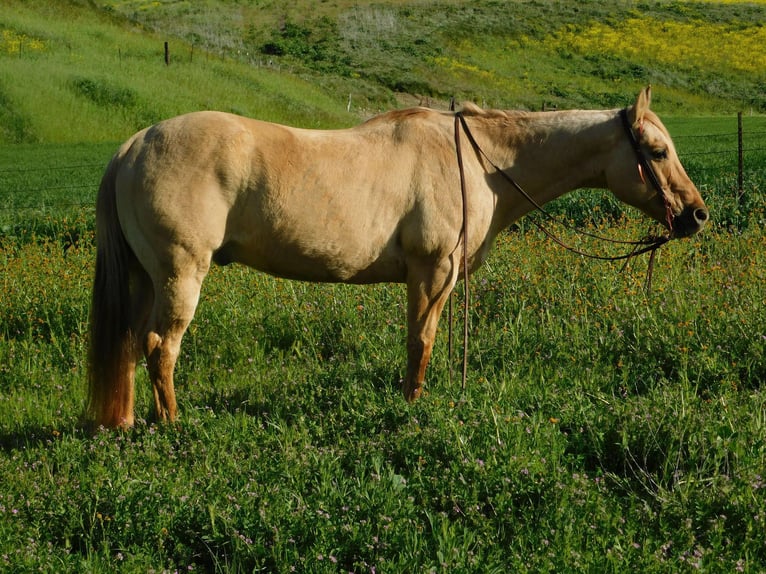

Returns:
404,384,422,402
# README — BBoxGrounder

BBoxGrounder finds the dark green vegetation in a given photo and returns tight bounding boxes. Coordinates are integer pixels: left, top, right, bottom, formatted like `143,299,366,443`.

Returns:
2,0,766,572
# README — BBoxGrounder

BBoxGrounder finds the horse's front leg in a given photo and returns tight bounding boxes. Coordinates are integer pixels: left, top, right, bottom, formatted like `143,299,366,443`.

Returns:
403,257,459,401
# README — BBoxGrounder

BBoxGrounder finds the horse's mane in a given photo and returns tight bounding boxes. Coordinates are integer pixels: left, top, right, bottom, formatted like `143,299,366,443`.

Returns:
462,102,671,139
459,102,533,121
460,101,502,117
361,102,542,131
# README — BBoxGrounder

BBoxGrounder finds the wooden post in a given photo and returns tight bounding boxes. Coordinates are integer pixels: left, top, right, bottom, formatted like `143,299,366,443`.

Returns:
737,111,744,202
164,41,169,65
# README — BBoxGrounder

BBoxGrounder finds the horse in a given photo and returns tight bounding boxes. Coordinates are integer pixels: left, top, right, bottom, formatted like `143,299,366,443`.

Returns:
87,86,708,428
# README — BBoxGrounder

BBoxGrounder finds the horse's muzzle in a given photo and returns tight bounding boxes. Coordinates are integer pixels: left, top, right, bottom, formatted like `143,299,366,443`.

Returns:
672,205,710,238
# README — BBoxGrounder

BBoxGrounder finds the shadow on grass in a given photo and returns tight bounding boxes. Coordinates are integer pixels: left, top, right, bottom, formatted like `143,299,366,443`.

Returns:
0,422,87,452
197,369,401,412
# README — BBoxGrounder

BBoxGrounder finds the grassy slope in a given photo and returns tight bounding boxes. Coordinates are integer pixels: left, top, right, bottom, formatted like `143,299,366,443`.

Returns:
0,0,358,144
2,0,766,145
96,0,766,113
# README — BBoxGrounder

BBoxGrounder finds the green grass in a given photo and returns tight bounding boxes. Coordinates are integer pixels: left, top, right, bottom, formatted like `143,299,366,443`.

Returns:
96,0,766,114
3,0,766,146
0,0,358,144
2,216,766,572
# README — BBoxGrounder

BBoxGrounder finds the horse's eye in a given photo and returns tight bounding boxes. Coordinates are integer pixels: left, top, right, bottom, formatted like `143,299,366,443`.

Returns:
652,148,668,160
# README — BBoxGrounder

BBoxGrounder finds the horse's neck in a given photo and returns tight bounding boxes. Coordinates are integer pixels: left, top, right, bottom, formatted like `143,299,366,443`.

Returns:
481,110,619,222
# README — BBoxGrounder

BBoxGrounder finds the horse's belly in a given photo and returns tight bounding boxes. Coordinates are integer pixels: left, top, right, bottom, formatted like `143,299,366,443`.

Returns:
214,237,407,284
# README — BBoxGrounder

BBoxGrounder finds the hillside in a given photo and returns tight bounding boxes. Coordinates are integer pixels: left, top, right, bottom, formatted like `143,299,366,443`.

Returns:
103,0,766,111
1,0,765,144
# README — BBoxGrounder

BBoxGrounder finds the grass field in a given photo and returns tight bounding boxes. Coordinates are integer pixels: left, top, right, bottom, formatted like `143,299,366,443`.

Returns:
2,0,766,572
3,211,766,573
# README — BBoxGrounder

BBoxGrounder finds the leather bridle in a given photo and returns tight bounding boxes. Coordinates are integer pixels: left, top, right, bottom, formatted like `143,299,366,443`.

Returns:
453,110,672,259
449,107,673,391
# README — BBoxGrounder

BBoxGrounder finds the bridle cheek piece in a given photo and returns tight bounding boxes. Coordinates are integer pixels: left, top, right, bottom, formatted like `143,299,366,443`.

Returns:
618,108,675,233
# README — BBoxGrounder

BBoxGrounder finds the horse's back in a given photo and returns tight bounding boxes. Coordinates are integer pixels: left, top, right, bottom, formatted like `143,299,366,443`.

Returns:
110,108,462,284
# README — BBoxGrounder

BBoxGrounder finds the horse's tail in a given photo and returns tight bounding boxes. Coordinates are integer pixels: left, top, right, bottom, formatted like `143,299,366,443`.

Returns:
87,153,137,428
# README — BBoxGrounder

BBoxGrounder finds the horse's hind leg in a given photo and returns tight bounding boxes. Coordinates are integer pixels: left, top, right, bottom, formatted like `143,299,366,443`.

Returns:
143,263,207,422
120,266,155,425
403,256,459,401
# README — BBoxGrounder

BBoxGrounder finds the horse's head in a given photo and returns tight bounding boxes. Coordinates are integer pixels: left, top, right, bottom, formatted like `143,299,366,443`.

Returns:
607,86,709,238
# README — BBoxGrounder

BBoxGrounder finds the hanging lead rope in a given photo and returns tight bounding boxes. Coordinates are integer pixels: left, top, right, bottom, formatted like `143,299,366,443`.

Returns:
453,112,470,392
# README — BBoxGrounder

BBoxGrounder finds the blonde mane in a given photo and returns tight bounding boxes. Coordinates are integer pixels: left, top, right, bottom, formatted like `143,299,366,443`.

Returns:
458,101,513,118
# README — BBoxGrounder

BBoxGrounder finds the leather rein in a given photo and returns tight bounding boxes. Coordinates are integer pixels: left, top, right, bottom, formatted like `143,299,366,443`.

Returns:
449,107,672,391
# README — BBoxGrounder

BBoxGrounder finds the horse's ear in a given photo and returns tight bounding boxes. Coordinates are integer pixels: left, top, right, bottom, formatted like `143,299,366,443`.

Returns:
629,85,652,126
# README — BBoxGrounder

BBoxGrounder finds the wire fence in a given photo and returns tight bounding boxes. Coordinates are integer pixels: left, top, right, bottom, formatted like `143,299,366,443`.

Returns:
0,154,108,213
1,115,765,215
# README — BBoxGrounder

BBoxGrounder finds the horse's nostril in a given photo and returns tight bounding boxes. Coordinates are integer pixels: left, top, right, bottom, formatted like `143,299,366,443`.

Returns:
694,208,710,225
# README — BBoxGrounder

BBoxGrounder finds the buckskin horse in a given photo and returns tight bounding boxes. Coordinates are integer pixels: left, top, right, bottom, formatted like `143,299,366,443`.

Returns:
87,86,708,428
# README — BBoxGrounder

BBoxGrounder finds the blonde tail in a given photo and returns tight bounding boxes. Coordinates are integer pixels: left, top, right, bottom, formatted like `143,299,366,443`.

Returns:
87,155,137,428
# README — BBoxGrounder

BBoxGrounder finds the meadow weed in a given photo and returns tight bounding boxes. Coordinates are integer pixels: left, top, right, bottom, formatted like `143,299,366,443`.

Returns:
2,204,765,571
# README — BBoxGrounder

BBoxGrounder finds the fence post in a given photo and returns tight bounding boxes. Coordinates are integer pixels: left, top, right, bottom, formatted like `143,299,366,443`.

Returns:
164,41,170,65
737,111,744,202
